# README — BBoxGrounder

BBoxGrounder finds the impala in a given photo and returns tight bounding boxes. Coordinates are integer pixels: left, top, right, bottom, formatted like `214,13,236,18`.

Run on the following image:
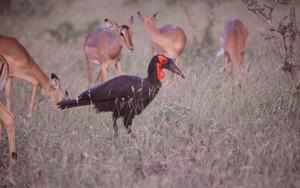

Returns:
0,35,68,118
84,16,134,88
137,11,187,80
220,19,248,87
0,55,17,168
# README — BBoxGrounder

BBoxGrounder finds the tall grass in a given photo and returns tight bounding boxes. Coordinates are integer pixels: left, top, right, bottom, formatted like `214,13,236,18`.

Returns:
0,0,300,187
0,31,299,187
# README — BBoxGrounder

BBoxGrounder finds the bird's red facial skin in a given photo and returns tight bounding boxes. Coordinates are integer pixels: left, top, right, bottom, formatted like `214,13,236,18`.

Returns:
157,63,165,80
158,55,167,64
156,55,167,80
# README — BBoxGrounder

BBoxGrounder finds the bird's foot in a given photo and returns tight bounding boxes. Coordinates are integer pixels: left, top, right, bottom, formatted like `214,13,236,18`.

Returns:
114,132,119,138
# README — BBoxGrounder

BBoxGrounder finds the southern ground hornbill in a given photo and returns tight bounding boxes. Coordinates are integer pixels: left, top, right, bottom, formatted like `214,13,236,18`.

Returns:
57,55,185,137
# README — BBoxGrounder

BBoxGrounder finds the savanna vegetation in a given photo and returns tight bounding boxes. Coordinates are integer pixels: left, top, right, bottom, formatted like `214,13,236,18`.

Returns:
0,0,299,187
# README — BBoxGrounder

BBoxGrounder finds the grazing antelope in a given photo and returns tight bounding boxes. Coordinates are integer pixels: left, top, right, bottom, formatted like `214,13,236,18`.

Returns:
137,11,187,80
0,55,17,168
0,35,68,118
220,19,248,87
84,16,134,88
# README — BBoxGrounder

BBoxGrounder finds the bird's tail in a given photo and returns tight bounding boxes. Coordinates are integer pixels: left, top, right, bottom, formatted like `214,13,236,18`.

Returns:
57,99,92,109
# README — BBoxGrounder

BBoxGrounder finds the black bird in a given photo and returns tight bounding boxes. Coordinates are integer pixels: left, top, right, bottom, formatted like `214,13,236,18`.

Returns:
58,55,185,137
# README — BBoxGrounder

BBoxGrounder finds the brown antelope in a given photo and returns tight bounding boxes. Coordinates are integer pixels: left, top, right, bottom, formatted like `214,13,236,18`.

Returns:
0,35,68,118
0,55,17,168
84,16,134,88
137,11,187,80
220,19,248,87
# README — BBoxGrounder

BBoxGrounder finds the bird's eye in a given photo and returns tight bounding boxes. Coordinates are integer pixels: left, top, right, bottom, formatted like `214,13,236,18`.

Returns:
158,55,167,64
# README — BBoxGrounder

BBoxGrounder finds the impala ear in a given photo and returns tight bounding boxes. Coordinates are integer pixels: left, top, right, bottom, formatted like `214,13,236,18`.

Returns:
129,16,133,26
152,12,159,21
137,11,144,21
105,18,119,30
50,73,60,89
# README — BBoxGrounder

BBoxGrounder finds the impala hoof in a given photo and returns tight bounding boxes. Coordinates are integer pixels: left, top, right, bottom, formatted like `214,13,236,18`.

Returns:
235,82,242,89
114,133,118,138
296,83,300,90
12,151,18,160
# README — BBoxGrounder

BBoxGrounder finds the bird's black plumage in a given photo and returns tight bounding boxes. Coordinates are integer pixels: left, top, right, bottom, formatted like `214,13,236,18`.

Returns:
58,55,184,137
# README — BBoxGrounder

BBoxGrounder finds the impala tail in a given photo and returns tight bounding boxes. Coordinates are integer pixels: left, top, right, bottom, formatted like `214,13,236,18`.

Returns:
216,47,224,58
216,36,224,59
57,98,92,109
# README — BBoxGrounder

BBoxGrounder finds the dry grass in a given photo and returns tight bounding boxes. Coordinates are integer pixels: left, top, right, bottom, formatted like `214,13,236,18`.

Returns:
0,0,300,187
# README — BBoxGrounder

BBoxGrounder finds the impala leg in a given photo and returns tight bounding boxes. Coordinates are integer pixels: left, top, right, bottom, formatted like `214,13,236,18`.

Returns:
0,103,17,168
151,45,158,55
12,73,39,118
98,65,108,84
224,53,231,81
233,60,242,89
0,121,3,162
241,51,249,74
6,117,16,169
5,77,13,111
224,53,230,73
27,84,38,118
115,61,122,76
86,58,93,88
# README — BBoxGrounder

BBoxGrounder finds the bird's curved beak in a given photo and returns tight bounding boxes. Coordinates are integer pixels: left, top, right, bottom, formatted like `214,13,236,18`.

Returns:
162,58,185,78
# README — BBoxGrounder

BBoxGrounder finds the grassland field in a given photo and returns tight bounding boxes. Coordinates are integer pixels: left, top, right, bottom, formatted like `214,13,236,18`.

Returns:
0,0,300,187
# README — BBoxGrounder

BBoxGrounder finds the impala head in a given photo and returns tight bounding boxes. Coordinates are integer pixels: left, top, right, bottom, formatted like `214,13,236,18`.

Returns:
104,16,134,51
137,11,158,28
48,73,69,104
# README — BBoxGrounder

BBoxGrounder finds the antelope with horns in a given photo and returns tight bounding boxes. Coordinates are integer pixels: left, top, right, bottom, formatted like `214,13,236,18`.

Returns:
137,11,187,80
84,16,134,88
0,35,68,118
220,19,248,88
0,55,17,168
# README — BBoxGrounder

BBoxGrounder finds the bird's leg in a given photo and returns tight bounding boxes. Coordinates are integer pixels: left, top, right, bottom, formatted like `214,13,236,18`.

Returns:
112,115,118,138
124,116,135,138
224,53,231,81
98,65,108,84
86,57,94,88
